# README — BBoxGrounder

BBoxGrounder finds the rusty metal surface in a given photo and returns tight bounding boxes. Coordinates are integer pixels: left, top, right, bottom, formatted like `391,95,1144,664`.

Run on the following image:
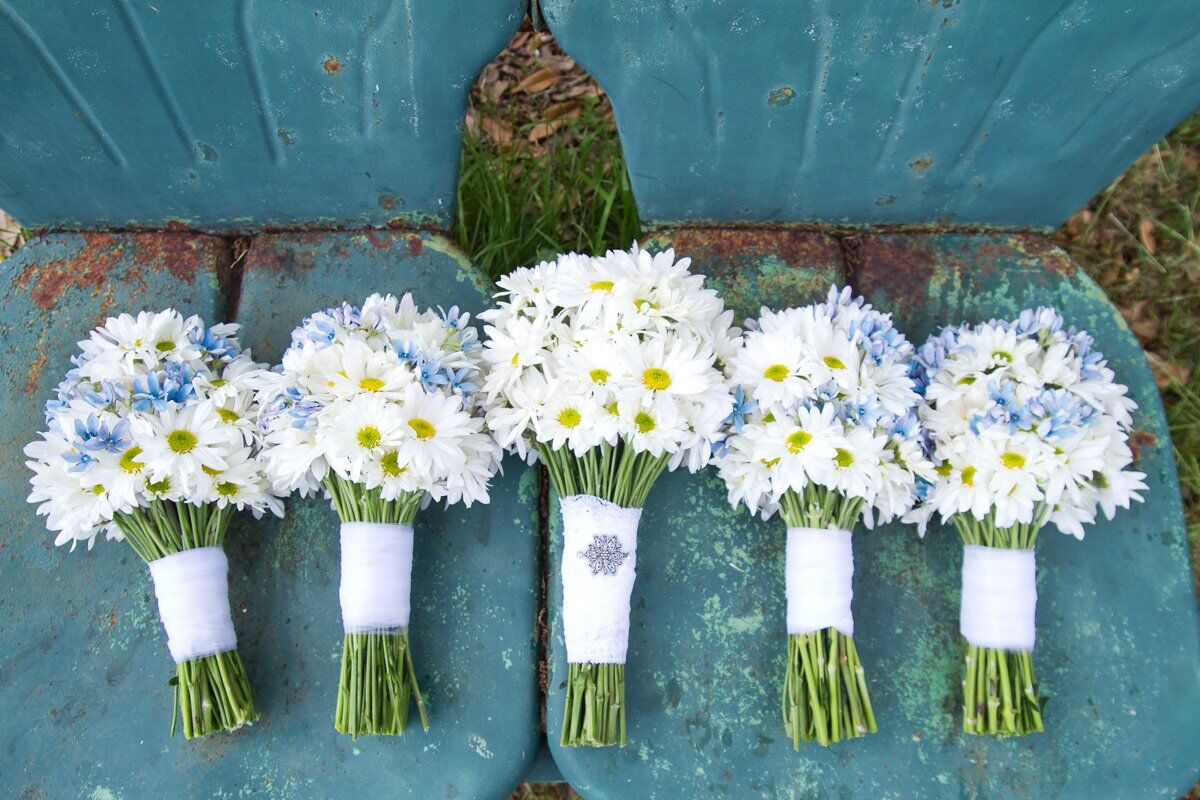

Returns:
0,1,524,230
545,230,1200,798
542,1,1200,228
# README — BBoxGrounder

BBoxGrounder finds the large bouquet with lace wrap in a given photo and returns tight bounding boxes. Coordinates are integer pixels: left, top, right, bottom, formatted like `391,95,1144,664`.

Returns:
715,287,932,747
256,293,500,736
906,307,1146,736
25,309,281,738
481,245,738,746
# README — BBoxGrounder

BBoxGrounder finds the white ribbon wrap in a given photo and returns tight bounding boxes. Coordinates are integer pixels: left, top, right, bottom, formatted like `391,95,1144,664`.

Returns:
960,545,1037,651
148,546,237,663
560,494,641,665
785,527,855,637
339,522,414,634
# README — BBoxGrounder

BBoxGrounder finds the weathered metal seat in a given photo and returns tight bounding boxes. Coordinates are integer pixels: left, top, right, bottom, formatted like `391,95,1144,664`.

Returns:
2,1,1199,798
539,2,1200,798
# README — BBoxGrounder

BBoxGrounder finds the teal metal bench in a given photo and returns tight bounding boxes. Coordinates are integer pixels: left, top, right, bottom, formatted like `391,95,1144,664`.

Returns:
1,2,1198,798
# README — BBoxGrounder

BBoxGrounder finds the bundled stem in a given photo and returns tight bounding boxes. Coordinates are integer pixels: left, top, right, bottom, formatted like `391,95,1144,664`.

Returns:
953,510,1046,737
538,440,668,748
113,499,258,739
778,484,875,747
325,475,428,737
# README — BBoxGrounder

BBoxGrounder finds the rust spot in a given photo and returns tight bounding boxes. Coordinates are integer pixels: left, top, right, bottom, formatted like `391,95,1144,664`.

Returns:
854,235,939,316
14,232,121,309
910,155,934,176
130,233,206,283
363,229,393,250
661,226,843,271
767,86,795,107
25,354,47,396
323,56,341,74
1129,428,1157,461
407,235,424,257
242,233,324,276
377,193,399,211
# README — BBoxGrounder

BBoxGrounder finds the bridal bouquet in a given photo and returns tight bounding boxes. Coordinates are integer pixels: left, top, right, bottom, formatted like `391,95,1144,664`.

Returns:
257,293,500,737
481,246,737,747
907,307,1146,736
715,287,931,747
25,310,281,738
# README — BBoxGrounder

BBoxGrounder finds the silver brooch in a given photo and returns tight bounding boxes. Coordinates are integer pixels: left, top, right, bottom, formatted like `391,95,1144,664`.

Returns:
579,535,629,576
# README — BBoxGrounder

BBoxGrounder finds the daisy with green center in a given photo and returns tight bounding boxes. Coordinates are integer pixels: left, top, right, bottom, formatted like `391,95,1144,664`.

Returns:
907,309,1146,737
25,309,281,739
716,287,931,748
481,246,738,747
256,293,500,737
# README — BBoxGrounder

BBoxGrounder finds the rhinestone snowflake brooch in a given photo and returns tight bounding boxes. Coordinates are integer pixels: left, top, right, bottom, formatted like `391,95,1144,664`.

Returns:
579,534,629,576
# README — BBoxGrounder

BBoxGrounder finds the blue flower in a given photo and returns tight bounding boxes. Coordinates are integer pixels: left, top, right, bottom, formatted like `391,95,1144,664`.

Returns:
723,386,758,433
62,449,97,473
73,415,130,454
191,325,241,361
131,369,192,412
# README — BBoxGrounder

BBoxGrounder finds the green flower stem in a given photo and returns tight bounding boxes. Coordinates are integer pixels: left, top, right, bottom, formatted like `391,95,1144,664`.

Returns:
778,485,875,748
113,499,258,739
325,475,428,737
537,440,668,748
953,509,1046,737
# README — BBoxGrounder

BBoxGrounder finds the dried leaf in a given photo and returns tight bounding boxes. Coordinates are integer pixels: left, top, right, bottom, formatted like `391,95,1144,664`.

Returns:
1147,351,1191,388
1182,258,1200,283
545,100,581,122
1138,217,1157,254
486,78,510,104
520,67,562,94
479,116,512,145
528,117,568,142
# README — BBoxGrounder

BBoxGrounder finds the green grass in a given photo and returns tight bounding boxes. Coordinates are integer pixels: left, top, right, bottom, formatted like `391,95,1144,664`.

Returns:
455,96,641,282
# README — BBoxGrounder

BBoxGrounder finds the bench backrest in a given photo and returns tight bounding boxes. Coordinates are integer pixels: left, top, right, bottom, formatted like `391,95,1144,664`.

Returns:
0,0,523,230
542,0,1200,228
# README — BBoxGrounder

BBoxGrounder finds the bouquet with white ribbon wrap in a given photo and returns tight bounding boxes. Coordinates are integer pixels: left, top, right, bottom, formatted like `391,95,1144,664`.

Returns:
481,246,738,746
25,310,283,738
715,287,932,747
907,307,1146,736
257,294,500,736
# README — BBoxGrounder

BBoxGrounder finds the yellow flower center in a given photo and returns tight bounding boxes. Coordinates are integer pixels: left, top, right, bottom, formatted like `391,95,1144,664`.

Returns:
834,448,855,468
91,485,106,496
589,280,614,292
786,430,812,454
962,466,977,486
119,446,145,474
762,411,776,423
761,457,781,467
155,341,175,353
764,364,789,382
216,481,239,497
589,368,610,385
957,375,977,386
511,353,519,366
935,462,953,477
993,350,1013,363
1001,452,1026,469
604,401,619,416
209,379,227,388
381,451,405,477
634,298,657,311
167,429,197,454
146,476,171,494
823,356,847,370
408,418,436,440
359,377,385,392
642,368,672,391
217,408,240,423
558,408,582,429
357,425,382,448
201,465,221,476
634,412,656,433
